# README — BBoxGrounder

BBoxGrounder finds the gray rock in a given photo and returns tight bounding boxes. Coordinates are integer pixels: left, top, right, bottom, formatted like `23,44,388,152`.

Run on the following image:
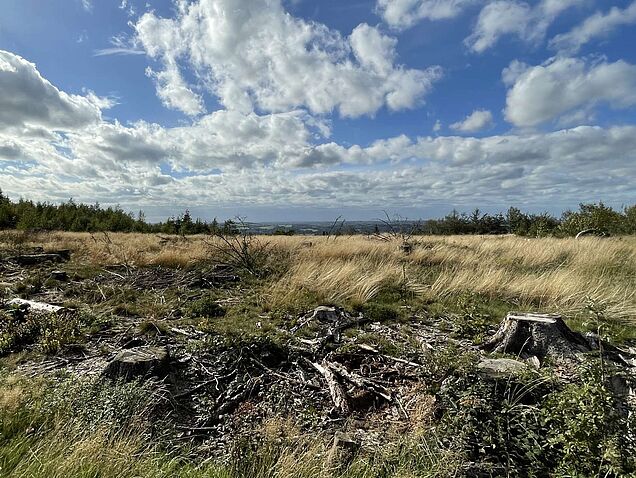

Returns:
477,358,528,378
50,270,68,281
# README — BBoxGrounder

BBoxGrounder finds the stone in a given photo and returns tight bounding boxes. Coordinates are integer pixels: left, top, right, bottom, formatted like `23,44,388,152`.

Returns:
50,270,68,281
477,358,528,378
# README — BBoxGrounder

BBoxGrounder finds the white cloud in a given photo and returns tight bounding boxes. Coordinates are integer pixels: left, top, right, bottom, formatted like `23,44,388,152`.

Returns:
376,0,476,30
504,57,636,127
133,0,442,117
2,48,636,214
466,0,583,53
5,123,636,211
0,50,102,132
145,64,205,116
94,33,145,57
350,23,396,75
550,1,636,54
450,109,494,133
80,0,92,12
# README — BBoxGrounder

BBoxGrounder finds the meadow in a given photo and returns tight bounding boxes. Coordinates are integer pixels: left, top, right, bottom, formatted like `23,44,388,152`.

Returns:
1,231,635,477
25,231,636,320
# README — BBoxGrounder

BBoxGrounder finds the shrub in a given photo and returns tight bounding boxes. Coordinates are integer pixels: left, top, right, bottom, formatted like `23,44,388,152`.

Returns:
0,307,84,355
542,361,636,476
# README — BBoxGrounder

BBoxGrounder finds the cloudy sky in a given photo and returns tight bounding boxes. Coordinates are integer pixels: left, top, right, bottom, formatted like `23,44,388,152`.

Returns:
1,0,635,221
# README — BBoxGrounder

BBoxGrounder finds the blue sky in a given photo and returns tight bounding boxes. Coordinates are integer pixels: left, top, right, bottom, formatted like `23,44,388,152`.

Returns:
1,0,636,221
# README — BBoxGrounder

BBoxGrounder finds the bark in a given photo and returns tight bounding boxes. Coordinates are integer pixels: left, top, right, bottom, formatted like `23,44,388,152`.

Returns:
482,313,592,363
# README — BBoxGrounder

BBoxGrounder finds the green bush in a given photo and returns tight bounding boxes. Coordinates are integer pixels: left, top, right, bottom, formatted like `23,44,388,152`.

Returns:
356,303,399,322
434,359,636,477
542,362,636,476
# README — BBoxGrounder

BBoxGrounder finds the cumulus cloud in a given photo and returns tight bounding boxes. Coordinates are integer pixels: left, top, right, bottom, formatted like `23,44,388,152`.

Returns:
550,1,636,54
145,64,205,116
0,50,102,131
2,48,636,214
133,0,442,117
376,0,476,30
466,0,583,53
6,123,636,210
504,57,636,127
450,109,494,133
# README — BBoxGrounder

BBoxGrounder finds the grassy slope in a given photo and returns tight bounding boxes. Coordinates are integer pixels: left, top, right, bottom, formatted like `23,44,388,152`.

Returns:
1,231,636,477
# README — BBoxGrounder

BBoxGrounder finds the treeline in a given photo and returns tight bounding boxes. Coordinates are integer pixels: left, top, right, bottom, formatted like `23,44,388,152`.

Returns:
1,189,635,236
418,204,636,237
0,191,236,235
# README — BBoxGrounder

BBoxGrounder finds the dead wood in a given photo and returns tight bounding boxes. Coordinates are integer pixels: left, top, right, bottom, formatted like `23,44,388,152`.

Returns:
103,346,170,380
9,252,68,266
312,360,351,415
328,361,392,402
7,298,65,314
482,312,592,363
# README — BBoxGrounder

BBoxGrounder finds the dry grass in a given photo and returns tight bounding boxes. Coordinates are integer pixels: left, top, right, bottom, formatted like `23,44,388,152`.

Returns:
2,231,635,321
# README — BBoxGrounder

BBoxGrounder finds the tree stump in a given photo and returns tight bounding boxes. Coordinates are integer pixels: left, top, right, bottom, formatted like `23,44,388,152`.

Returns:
104,346,170,380
482,313,592,363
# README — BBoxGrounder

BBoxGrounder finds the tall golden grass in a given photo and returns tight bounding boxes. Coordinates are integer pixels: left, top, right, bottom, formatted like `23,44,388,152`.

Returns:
3,232,635,321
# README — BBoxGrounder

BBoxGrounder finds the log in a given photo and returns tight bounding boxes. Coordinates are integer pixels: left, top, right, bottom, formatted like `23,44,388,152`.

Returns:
575,229,608,239
9,250,71,266
7,298,65,314
482,312,592,363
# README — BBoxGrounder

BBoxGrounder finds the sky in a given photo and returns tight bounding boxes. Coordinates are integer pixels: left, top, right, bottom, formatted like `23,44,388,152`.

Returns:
0,0,635,222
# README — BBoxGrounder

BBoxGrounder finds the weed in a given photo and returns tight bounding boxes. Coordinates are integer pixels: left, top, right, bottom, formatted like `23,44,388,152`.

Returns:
188,296,226,318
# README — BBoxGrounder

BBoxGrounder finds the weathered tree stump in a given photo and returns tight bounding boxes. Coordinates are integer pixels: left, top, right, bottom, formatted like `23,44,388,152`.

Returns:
50,270,68,281
482,313,592,363
104,346,170,380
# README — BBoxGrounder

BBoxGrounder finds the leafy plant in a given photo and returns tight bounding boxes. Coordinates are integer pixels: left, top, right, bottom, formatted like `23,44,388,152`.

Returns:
0,307,84,355
542,361,636,476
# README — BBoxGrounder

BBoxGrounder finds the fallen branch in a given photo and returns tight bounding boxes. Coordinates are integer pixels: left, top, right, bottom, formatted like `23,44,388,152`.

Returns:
7,298,65,314
312,360,350,415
